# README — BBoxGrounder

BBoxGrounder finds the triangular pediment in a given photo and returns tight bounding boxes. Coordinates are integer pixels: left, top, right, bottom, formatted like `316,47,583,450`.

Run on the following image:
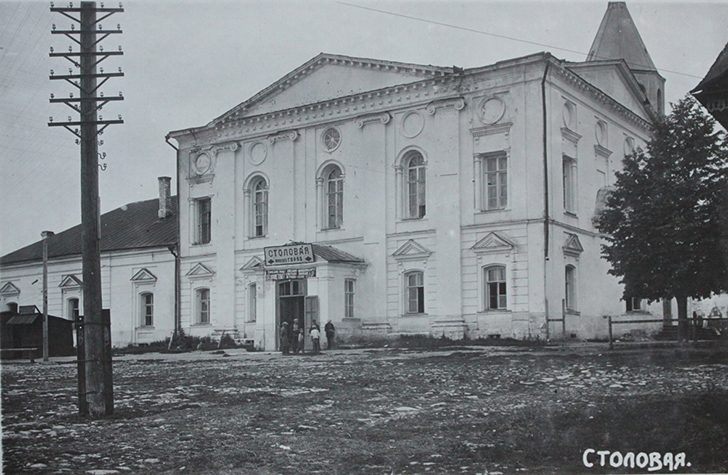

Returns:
565,62,655,122
130,268,157,282
563,233,584,257
186,263,215,278
215,54,452,123
471,232,516,254
59,274,83,288
240,256,265,271
0,282,20,295
392,239,432,260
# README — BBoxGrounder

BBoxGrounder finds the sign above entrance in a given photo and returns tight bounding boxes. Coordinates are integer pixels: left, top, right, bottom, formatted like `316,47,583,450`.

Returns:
266,267,316,281
264,244,315,266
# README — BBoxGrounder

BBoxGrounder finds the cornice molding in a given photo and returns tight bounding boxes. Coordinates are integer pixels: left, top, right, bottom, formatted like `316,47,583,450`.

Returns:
213,141,239,156
471,122,512,138
211,77,463,143
594,144,613,158
561,127,582,144
354,112,391,128
551,62,652,133
267,130,299,145
426,97,465,115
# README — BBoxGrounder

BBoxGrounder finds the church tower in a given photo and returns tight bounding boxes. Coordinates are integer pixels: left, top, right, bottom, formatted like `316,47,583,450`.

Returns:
587,2,665,114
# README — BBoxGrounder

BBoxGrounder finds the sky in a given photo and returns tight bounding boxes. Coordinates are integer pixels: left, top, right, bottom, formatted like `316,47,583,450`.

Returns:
1,0,727,256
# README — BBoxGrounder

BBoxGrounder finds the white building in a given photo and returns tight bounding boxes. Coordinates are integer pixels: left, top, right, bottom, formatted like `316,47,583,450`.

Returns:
165,3,672,350
0,178,178,347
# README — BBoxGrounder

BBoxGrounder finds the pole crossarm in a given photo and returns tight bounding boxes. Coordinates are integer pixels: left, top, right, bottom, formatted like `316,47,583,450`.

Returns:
50,95,123,103
49,119,124,127
50,72,123,80
50,51,123,57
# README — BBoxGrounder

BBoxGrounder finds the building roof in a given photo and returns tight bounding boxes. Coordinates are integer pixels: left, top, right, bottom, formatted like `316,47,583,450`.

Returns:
692,41,728,129
0,197,178,266
586,2,657,72
311,244,365,264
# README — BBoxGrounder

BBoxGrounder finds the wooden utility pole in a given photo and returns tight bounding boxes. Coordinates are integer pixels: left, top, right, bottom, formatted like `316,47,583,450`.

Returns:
49,1,124,418
42,230,54,362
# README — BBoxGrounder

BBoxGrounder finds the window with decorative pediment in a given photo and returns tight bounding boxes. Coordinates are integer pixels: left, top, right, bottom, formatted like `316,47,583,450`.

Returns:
140,292,154,327
248,283,257,323
484,266,507,310
565,265,577,312
196,288,210,324
405,271,425,314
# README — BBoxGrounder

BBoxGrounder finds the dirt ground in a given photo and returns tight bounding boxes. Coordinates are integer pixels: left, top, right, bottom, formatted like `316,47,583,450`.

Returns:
2,343,728,475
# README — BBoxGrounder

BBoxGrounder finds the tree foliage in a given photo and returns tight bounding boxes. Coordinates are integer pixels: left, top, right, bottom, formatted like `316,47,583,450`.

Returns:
598,96,728,338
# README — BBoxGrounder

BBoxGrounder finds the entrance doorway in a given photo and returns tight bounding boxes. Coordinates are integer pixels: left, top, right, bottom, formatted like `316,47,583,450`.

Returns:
277,280,305,351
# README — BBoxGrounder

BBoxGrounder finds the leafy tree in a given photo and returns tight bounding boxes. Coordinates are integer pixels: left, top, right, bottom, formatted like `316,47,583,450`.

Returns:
598,96,728,341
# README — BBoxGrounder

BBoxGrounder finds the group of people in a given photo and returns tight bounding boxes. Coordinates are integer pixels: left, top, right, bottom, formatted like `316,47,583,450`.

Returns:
279,319,336,355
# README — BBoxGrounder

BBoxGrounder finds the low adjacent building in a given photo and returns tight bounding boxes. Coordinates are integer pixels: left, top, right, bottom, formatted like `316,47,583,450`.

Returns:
0,178,178,348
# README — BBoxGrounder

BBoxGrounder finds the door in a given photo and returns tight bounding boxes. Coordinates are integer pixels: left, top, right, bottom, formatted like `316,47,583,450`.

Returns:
304,296,319,352
277,280,305,350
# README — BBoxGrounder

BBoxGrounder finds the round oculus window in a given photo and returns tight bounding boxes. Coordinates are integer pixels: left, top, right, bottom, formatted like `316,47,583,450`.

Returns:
194,154,211,175
322,127,341,152
480,97,505,125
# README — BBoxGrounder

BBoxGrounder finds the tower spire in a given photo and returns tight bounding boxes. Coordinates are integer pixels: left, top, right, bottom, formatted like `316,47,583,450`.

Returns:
588,2,665,114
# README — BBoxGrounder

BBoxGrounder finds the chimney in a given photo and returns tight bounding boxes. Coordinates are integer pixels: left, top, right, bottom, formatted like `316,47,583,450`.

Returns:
158,176,172,219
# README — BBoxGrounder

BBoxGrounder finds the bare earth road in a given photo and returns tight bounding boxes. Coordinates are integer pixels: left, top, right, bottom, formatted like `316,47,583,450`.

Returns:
3,344,728,474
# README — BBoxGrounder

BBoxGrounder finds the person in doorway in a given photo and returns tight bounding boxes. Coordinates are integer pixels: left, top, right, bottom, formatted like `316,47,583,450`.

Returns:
325,320,335,350
297,326,305,354
291,319,300,354
310,325,321,354
279,322,290,355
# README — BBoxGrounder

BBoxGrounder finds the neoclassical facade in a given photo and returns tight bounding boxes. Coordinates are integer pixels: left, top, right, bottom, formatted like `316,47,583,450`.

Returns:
167,3,670,350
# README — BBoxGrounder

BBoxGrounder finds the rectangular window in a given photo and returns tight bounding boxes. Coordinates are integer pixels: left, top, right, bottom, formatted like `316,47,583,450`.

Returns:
142,293,154,326
485,266,507,310
406,272,425,314
563,155,576,214
249,284,257,322
196,198,212,244
565,266,577,312
345,279,355,318
254,187,268,237
626,297,642,312
483,152,507,210
197,288,210,324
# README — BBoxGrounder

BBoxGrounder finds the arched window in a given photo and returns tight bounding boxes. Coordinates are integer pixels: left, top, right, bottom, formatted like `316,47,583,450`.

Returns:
484,266,507,310
657,88,663,113
6,302,18,314
565,265,577,312
140,292,154,326
405,151,426,218
196,288,210,324
251,177,268,237
405,271,425,314
68,298,79,321
326,166,344,229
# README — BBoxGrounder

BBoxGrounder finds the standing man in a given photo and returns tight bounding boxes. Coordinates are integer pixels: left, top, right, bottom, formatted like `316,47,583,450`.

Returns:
279,322,290,355
325,320,335,350
310,325,321,354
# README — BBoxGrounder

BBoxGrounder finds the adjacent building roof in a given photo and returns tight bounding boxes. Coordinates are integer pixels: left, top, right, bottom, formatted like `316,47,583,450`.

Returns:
0,197,178,266
586,2,657,72
692,41,728,129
